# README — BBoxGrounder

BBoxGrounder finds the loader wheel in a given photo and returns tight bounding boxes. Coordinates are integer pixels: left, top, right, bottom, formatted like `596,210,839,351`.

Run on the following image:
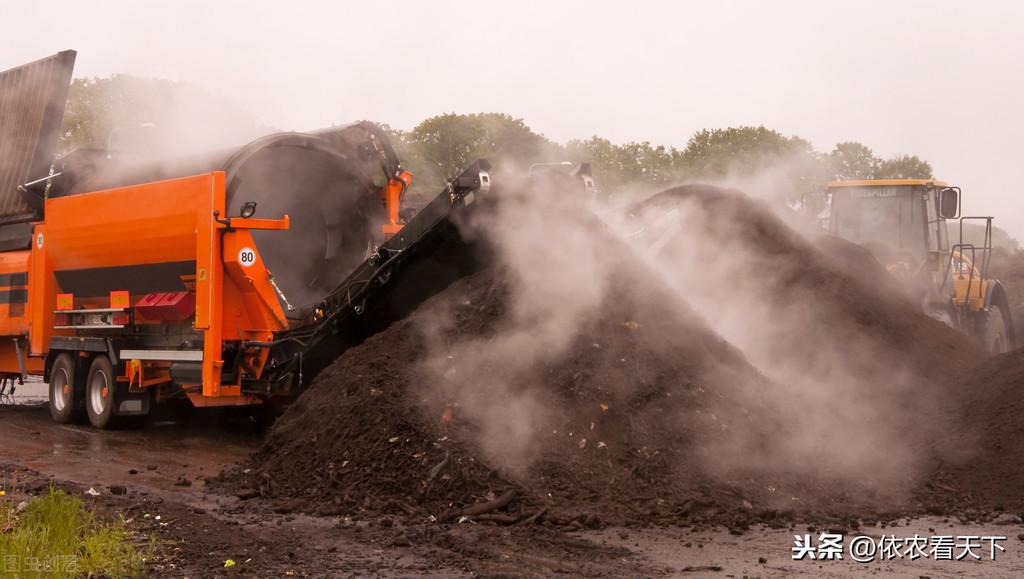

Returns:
86,356,117,429
48,353,82,424
980,304,1010,355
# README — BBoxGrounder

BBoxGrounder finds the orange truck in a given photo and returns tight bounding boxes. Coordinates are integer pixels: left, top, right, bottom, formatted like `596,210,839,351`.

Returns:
0,50,492,428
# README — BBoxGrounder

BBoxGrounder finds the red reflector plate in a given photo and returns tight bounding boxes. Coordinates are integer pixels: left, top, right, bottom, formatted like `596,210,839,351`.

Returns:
135,291,195,321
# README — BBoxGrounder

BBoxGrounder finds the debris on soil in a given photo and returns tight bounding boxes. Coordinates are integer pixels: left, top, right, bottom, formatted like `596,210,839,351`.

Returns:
219,214,781,526
681,564,723,572
219,183,1002,533
923,348,1024,512
236,488,259,500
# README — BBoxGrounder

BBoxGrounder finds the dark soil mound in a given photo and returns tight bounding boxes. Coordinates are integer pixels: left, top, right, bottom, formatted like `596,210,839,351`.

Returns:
629,185,988,515
217,197,834,528
989,248,1024,326
632,184,983,388
223,253,790,526
220,184,998,529
922,349,1024,513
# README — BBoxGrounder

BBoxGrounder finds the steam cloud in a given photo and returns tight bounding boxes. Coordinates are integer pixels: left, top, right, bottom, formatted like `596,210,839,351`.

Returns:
413,166,622,474
408,157,969,509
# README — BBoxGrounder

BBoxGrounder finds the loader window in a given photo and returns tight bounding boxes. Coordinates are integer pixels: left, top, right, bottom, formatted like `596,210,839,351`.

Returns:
831,187,927,257
925,189,948,252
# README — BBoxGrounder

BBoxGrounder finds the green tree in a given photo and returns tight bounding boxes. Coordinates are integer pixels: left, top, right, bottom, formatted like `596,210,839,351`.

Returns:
875,154,933,179
949,222,1019,252
57,75,938,206
565,136,679,191
382,124,445,198
829,141,879,180
679,125,815,178
59,75,267,156
404,113,558,183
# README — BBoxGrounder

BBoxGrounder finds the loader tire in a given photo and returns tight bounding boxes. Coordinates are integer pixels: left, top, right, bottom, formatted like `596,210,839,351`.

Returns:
980,304,1011,355
48,353,83,424
85,356,117,429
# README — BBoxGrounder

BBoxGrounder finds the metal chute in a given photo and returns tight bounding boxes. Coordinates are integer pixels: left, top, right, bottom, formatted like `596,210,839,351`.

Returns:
0,50,76,228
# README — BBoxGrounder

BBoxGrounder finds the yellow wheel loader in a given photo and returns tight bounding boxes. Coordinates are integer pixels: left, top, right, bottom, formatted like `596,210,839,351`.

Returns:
827,179,1015,354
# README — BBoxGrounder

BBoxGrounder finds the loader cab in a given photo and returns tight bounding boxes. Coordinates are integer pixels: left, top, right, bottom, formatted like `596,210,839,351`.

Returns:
827,179,954,273
826,179,1015,354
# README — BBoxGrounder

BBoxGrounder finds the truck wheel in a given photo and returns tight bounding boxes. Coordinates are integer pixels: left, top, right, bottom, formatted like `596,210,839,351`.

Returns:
981,304,1010,354
48,353,82,424
85,356,117,429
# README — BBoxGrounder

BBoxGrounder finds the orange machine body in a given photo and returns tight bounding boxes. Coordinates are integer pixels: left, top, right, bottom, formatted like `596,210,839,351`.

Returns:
380,170,413,239
0,171,291,407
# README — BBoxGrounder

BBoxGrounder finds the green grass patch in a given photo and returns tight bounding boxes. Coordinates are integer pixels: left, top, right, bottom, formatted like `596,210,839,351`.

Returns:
0,487,152,577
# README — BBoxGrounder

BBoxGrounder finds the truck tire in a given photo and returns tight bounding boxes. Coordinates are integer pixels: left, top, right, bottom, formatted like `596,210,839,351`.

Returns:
980,304,1011,354
48,353,82,424
85,356,117,429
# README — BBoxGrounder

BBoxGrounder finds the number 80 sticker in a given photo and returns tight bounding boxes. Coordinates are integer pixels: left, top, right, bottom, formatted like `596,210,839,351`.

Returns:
238,247,256,267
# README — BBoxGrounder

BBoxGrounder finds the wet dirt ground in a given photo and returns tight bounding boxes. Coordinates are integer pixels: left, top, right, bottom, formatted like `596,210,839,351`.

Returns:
0,393,255,501
0,377,47,405
590,521,1024,578
3,394,1024,577
0,399,464,577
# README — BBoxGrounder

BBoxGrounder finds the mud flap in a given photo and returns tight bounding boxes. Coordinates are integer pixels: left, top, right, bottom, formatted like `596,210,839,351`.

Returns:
117,386,151,416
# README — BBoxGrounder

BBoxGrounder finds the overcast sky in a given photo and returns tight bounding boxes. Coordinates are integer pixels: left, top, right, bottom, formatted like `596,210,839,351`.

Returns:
6,1,1024,236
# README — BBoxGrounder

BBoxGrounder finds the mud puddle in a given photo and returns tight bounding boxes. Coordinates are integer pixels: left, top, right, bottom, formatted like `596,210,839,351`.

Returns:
0,404,257,504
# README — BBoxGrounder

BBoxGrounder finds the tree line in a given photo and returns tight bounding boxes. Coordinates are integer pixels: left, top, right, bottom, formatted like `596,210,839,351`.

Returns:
59,77,933,203
389,112,933,202
57,76,1021,250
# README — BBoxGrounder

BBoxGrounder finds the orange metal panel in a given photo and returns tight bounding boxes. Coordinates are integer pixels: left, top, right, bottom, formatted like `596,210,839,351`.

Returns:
29,226,51,355
227,216,290,231
381,171,412,239
0,340,43,375
109,290,130,309
186,391,263,407
222,230,288,331
198,173,225,397
21,171,290,406
55,294,73,310
43,179,202,270
0,250,30,337
827,179,949,188
32,173,224,356
0,249,30,273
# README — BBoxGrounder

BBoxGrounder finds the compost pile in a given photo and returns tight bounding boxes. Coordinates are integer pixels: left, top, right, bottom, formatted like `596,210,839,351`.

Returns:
989,248,1024,325
223,183,994,528
225,221,791,527
632,184,981,387
921,348,1024,514
618,185,991,516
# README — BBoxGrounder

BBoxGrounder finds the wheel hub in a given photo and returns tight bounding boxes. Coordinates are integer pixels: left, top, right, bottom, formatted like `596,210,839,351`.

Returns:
90,371,109,416
52,369,69,412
